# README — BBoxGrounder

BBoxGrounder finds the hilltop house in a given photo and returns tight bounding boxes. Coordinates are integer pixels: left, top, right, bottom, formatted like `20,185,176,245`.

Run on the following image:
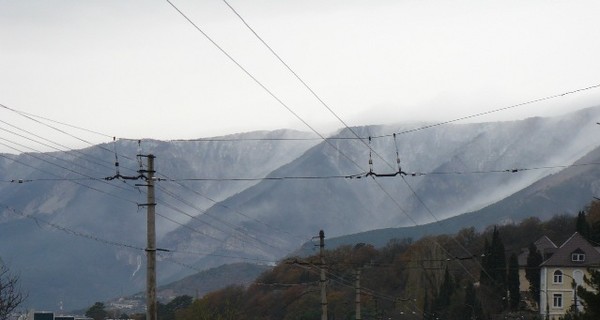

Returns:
538,232,600,320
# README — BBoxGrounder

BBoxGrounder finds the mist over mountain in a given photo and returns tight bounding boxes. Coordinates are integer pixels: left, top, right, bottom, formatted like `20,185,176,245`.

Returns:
1,107,600,310
163,107,600,266
0,129,318,310
314,142,600,251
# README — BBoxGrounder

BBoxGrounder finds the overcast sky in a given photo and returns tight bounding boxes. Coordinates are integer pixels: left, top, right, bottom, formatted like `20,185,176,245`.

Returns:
1,0,600,152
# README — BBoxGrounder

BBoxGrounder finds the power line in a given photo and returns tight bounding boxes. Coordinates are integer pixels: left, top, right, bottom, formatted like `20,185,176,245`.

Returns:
163,173,364,182
165,0,369,176
0,102,113,150
291,259,418,310
0,126,334,253
0,137,134,192
219,0,369,146
374,84,600,139
0,145,138,202
166,136,323,142
1,203,275,269
161,249,278,265
4,20,598,296
0,177,96,183
348,161,600,178
157,184,291,249
4,129,591,277
0,102,138,163
153,202,281,260
4,106,344,249
156,187,285,252
0,203,145,252
0,128,121,181
156,171,315,245
0,103,113,139
0,119,129,176
165,0,323,140
118,84,600,143
8,159,597,184
134,6,600,273
399,176,489,283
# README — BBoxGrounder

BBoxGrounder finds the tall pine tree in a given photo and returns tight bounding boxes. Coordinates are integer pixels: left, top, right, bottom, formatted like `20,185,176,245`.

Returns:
507,253,520,310
481,228,507,291
490,226,507,290
525,242,543,306
576,211,590,240
480,226,508,312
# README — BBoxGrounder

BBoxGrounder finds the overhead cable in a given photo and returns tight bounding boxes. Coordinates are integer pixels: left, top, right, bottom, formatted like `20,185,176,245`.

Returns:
165,0,369,175
0,203,145,252
374,84,600,139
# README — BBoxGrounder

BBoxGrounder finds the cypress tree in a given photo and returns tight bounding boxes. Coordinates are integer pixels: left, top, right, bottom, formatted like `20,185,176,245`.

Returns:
576,211,591,240
490,226,507,290
507,253,520,310
525,242,543,305
480,227,508,311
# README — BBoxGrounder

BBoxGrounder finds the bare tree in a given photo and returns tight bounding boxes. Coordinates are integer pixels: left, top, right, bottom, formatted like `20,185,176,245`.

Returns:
0,265,26,320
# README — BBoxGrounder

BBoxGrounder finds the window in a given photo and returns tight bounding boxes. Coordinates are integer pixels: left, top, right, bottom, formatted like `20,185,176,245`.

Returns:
574,270,584,285
553,293,563,308
572,253,585,262
553,270,563,283
572,248,586,262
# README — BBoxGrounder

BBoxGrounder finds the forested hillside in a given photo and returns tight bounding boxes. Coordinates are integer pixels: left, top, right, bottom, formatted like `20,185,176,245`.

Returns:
170,201,600,320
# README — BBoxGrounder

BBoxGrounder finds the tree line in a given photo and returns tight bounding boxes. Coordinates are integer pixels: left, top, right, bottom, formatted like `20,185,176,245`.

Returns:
7,201,600,320
76,201,600,320
166,201,600,319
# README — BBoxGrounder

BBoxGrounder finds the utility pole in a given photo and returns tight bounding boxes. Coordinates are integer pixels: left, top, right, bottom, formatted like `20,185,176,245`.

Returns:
138,154,157,320
319,230,328,320
355,269,361,320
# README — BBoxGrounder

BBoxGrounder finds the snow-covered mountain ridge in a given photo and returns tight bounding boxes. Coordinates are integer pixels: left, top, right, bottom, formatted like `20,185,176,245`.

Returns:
2,107,600,310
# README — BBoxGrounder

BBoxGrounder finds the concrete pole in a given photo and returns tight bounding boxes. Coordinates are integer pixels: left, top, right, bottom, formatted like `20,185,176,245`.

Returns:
146,155,157,320
320,230,328,320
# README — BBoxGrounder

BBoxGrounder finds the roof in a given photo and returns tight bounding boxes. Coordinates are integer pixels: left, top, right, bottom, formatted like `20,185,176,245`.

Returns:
536,235,558,251
518,235,558,266
540,232,600,267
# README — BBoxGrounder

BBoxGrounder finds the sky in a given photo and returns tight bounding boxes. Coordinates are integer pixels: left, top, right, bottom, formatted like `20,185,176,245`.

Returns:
1,0,600,152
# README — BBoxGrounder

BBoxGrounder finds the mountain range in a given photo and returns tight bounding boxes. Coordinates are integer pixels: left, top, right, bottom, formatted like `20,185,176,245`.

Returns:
1,106,600,310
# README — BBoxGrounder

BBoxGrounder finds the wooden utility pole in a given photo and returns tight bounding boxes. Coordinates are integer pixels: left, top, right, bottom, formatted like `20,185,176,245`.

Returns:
319,230,328,320
141,154,157,320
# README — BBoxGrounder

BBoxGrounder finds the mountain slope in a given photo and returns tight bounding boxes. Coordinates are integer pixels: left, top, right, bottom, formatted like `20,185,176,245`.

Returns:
321,143,600,250
3,107,600,310
0,129,317,310
163,106,600,272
